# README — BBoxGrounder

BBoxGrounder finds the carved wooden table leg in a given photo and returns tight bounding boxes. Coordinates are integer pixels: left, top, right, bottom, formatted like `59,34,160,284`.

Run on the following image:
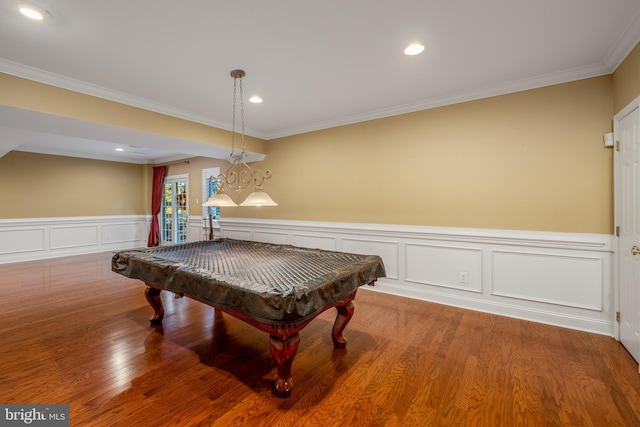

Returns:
332,301,355,349
144,285,164,325
269,332,300,398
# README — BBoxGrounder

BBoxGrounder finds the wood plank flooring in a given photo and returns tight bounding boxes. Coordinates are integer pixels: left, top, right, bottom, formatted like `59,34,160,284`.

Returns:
1,252,639,426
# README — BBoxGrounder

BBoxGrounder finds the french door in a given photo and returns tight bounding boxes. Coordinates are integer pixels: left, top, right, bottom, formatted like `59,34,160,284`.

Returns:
161,174,188,244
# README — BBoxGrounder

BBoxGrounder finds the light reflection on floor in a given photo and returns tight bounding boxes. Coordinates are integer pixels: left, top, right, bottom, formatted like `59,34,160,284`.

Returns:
104,293,219,394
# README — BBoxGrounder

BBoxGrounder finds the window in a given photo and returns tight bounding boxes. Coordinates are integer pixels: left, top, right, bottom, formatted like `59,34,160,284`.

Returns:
202,167,221,221
161,174,188,244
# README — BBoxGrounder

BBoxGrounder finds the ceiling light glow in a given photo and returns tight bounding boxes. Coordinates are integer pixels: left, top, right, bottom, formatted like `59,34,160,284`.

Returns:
404,43,424,56
115,148,124,152
18,4,46,21
249,96,263,104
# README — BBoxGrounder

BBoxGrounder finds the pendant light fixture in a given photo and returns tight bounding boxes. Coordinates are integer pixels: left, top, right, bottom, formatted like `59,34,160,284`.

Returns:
203,70,277,208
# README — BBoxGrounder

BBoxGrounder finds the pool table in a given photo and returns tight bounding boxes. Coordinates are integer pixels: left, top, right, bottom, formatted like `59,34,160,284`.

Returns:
111,238,386,397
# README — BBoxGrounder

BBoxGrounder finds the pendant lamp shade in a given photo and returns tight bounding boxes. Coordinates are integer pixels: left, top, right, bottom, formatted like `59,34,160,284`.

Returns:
202,189,238,207
239,188,278,207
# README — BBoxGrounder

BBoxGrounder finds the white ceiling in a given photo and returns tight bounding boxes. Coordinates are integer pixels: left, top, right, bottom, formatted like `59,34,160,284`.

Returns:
1,0,640,164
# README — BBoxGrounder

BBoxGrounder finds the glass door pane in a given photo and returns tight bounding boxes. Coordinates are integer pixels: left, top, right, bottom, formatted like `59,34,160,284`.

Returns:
176,181,187,243
161,182,173,242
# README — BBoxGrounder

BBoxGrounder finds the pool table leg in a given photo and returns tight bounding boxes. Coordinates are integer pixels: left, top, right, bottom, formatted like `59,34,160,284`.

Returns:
332,301,355,348
144,285,164,325
269,332,300,398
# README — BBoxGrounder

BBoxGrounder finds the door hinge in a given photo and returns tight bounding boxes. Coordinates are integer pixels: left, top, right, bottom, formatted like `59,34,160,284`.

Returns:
616,311,621,322
616,226,620,237
616,140,620,151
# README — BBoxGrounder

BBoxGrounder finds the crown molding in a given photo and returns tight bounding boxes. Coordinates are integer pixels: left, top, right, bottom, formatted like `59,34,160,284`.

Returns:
0,59,269,140
264,62,612,140
603,8,640,71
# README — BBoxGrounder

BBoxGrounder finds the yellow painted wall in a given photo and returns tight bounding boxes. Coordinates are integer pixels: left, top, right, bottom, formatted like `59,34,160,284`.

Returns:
224,77,614,234
0,151,146,217
614,42,640,112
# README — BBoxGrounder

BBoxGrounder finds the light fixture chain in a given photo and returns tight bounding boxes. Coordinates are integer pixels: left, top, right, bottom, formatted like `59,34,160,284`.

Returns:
239,73,246,152
231,75,238,155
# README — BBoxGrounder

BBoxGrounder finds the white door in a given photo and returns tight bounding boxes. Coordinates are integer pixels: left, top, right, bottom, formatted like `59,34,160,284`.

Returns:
617,102,640,366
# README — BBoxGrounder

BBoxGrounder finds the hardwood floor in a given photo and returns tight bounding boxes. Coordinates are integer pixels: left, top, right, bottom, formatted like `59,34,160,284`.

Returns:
1,252,639,426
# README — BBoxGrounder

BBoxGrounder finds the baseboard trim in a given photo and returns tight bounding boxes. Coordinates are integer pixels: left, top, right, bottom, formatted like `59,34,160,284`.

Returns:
368,280,613,336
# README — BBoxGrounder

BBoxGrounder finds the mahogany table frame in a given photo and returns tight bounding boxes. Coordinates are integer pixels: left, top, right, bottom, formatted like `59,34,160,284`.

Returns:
143,282,375,398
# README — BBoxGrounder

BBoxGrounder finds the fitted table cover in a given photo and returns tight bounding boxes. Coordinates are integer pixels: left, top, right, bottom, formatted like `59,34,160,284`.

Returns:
112,238,386,324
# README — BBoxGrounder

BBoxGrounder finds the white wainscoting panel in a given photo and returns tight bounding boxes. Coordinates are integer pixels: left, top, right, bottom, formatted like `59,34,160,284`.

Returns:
254,230,289,245
0,228,45,255
291,233,337,251
102,222,145,245
492,250,603,311
221,227,253,241
50,225,99,250
188,221,204,243
405,243,483,292
189,217,221,242
216,218,615,336
341,238,400,280
0,216,149,263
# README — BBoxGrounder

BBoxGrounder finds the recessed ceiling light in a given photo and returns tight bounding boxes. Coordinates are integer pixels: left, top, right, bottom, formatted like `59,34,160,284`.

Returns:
18,3,47,21
115,148,124,152
404,43,424,56
249,96,263,104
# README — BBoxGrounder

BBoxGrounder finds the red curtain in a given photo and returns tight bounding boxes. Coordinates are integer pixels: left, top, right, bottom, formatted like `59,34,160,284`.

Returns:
147,166,167,247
